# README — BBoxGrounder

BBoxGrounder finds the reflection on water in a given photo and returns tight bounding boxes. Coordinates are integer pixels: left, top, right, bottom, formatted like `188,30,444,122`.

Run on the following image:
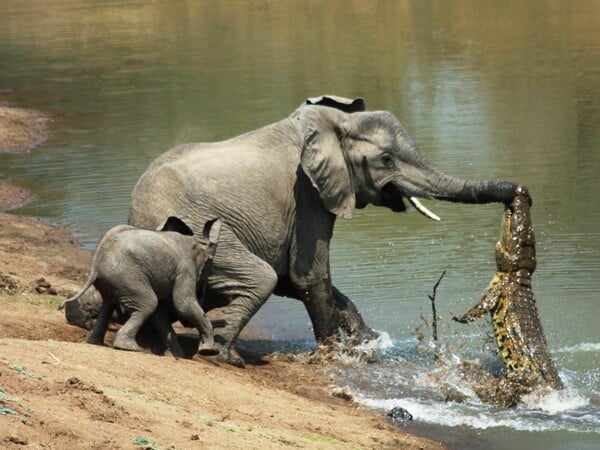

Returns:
1,1,598,448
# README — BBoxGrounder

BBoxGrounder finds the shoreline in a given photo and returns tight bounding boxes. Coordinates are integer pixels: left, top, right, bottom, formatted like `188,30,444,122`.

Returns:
0,105,50,153
0,105,447,449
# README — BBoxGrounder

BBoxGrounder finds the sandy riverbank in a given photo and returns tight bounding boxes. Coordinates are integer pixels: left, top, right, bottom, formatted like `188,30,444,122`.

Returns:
0,105,446,449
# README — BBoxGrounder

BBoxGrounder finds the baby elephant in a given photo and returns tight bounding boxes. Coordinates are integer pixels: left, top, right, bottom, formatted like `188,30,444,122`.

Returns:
59,216,221,357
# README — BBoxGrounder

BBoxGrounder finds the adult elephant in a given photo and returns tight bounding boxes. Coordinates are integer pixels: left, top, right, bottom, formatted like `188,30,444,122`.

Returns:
128,95,517,367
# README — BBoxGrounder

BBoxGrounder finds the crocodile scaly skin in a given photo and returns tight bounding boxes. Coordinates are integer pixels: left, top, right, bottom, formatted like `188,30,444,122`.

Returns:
454,186,563,406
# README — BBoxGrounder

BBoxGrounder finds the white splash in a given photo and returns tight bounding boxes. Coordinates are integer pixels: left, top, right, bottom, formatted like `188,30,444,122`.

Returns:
521,386,589,414
354,393,600,432
556,342,600,353
355,330,394,352
354,394,549,431
334,331,394,365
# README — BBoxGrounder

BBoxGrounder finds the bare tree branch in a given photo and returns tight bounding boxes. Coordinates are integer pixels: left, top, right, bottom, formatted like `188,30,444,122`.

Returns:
427,270,446,342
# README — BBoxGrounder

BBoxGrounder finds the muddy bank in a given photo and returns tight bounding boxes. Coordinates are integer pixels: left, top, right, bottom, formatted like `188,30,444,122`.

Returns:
0,105,49,210
0,105,50,152
0,181,30,211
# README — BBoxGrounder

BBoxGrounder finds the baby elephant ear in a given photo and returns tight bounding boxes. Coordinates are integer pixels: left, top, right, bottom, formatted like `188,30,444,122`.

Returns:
300,108,355,219
158,216,194,235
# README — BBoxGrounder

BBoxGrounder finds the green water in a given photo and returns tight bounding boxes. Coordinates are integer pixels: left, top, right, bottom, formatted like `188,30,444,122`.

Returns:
1,1,598,448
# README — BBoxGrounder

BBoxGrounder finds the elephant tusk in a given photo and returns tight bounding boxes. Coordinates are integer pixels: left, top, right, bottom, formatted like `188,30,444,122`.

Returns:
409,197,441,221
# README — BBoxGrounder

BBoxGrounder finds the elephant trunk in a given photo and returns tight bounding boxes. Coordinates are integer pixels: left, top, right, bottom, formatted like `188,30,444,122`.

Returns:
391,163,519,215
380,165,518,221
430,172,518,205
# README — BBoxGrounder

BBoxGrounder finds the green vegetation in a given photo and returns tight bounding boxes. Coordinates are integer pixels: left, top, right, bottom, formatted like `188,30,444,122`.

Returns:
130,437,160,450
305,434,339,444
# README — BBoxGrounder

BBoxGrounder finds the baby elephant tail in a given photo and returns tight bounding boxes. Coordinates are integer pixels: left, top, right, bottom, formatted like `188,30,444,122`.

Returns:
57,271,96,311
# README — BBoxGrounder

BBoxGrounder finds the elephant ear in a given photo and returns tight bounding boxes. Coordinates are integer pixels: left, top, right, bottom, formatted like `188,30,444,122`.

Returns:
300,108,355,219
305,95,366,113
157,216,194,235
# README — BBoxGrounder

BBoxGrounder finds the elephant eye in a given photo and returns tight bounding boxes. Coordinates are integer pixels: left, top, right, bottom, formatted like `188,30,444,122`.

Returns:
380,153,394,168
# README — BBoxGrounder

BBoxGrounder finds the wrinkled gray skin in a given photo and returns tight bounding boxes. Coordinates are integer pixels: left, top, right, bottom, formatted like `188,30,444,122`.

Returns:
60,217,221,357
124,95,518,368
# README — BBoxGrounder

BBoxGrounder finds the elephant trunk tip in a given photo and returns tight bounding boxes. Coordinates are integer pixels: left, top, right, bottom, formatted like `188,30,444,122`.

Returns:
484,180,520,205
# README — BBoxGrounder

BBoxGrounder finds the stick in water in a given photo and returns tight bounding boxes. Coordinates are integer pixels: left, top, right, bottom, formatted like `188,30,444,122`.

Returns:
427,270,446,342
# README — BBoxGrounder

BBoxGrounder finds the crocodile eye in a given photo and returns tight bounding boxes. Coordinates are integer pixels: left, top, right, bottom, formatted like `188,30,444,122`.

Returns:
381,153,394,168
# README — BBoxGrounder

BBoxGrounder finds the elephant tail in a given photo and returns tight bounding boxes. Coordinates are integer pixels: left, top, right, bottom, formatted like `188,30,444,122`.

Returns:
57,270,97,311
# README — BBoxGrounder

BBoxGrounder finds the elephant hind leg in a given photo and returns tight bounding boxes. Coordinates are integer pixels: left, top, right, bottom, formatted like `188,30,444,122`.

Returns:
149,304,185,357
87,297,115,346
207,236,278,367
113,291,158,352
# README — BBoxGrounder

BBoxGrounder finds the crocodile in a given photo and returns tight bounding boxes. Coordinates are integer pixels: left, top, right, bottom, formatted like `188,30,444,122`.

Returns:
453,185,563,407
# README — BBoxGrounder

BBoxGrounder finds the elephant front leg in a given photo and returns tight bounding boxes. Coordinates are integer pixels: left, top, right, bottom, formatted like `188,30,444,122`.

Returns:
332,286,379,344
171,275,219,357
289,210,345,344
298,281,340,343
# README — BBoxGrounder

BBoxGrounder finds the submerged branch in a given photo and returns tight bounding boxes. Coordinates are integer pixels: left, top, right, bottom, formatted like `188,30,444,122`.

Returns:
427,270,446,342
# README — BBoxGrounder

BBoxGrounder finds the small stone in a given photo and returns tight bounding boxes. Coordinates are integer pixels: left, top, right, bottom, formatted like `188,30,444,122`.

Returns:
388,406,413,422
330,386,354,401
7,435,28,445
66,377,81,386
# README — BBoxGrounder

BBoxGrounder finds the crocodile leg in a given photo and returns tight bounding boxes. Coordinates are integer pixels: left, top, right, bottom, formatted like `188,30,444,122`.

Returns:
453,273,505,323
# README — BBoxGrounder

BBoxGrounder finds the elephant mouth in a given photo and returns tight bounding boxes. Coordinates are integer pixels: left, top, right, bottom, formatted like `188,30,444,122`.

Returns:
381,182,441,221
381,182,408,212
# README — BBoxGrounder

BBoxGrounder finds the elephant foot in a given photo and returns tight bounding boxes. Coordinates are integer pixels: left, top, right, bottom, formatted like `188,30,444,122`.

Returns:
333,286,380,345
349,327,380,346
160,331,185,358
198,346,220,357
86,335,104,346
113,336,142,352
197,335,220,357
201,345,245,368
166,340,185,358
204,314,248,367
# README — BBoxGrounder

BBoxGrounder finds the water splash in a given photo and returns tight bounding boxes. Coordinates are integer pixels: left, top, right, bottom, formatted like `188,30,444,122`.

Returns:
555,343,600,353
521,385,589,414
326,338,600,434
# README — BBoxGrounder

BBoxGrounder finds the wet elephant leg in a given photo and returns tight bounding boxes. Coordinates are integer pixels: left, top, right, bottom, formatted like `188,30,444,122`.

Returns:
274,279,378,345
332,286,379,344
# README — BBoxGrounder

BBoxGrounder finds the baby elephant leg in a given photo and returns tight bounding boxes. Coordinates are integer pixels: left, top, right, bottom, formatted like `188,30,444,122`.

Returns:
87,299,115,345
150,304,185,357
172,275,218,356
113,290,158,352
